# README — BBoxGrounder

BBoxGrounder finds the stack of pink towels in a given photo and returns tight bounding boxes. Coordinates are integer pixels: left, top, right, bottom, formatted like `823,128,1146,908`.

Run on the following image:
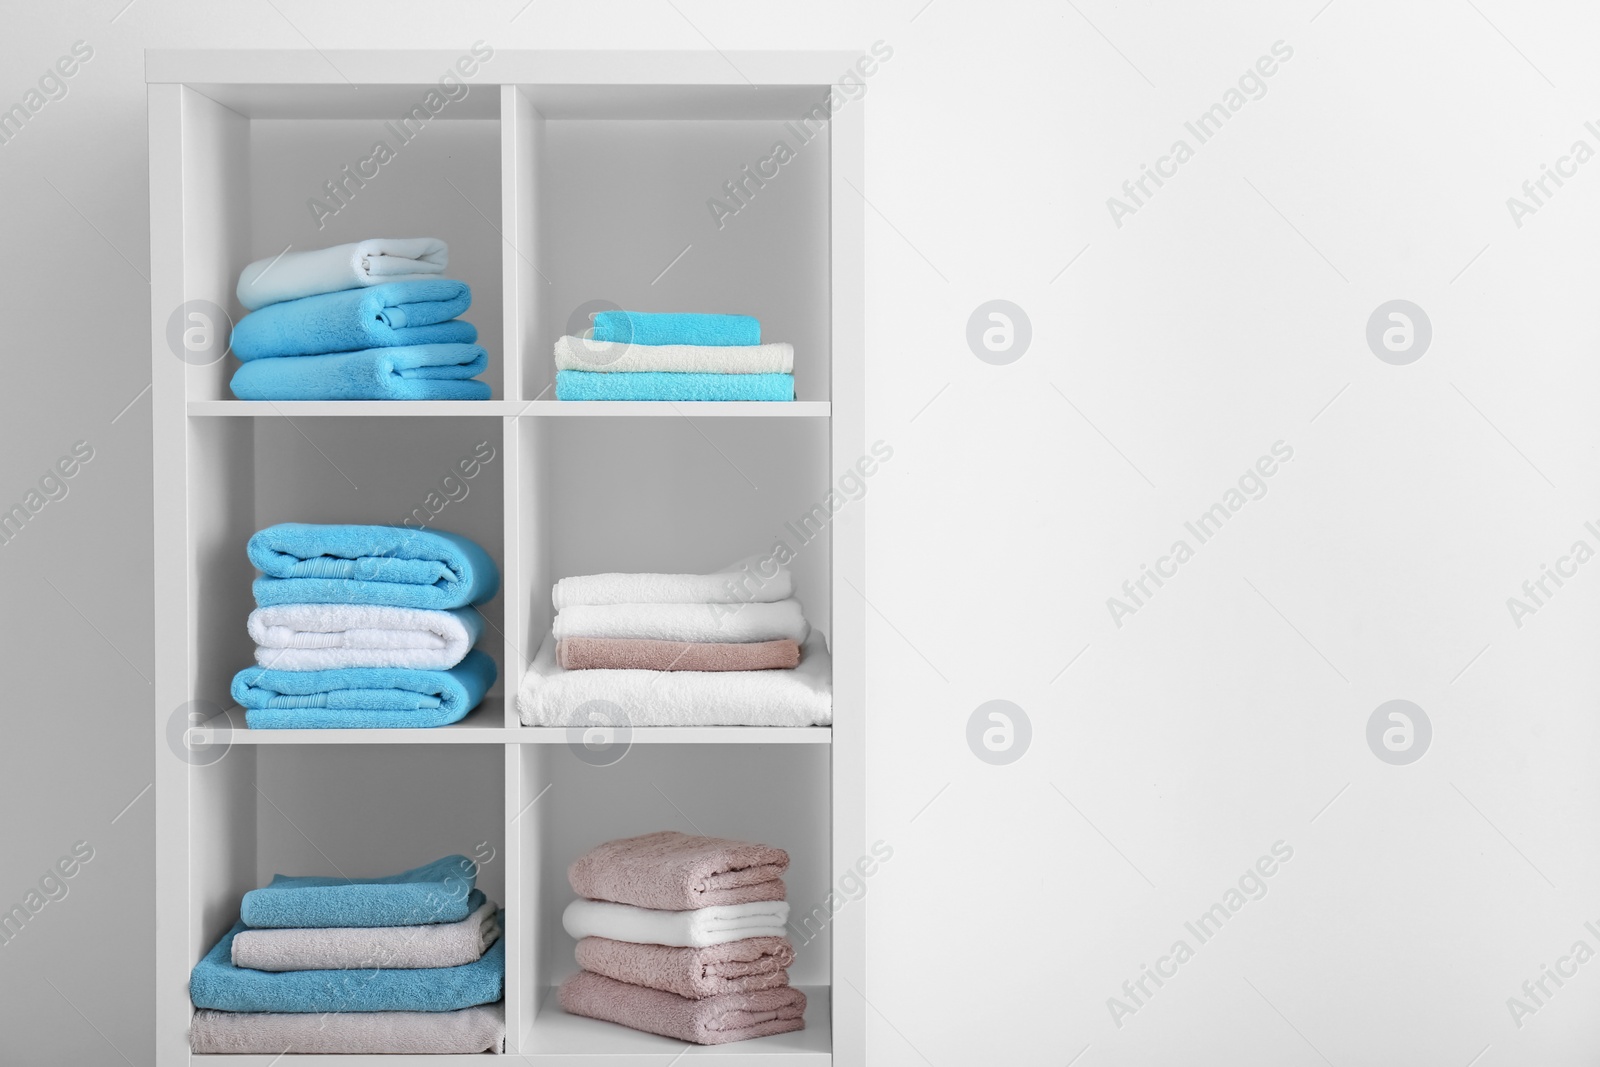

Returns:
558,831,806,1045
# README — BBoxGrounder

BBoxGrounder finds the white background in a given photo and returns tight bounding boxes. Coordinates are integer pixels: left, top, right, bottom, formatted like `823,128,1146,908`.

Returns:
3,1,1599,1063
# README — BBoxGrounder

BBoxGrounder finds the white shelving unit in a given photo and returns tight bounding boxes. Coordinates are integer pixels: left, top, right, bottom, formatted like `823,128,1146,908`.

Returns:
150,50,864,1066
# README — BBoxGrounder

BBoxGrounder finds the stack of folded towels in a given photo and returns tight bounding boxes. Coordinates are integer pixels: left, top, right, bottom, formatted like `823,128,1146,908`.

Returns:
554,310,794,401
516,557,832,727
229,237,491,400
189,855,506,1055
560,832,805,1044
232,523,499,729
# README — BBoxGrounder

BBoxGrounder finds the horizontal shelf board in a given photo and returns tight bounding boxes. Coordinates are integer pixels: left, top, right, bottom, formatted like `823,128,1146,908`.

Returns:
517,401,832,418
193,1056,502,1065
516,726,832,744
524,984,829,1064
189,400,521,417
176,82,498,120
197,698,513,744
189,401,831,418
521,83,830,120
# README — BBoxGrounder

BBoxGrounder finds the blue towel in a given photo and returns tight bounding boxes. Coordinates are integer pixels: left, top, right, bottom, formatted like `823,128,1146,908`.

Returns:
232,649,497,729
591,311,759,347
240,855,481,928
556,370,794,402
230,344,492,401
249,524,499,609
231,279,476,360
190,916,504,1012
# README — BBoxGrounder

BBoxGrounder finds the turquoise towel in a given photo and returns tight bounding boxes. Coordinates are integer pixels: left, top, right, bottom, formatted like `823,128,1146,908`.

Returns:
229,344,491,401
231,279,476,360
240,855,480,928
592,311,759,347
190,916,504,1012
231,649,497,729
556,370,793,402
249,524,499,609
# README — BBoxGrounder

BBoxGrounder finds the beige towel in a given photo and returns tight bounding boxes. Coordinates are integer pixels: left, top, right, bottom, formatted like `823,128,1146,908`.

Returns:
575,935,795,999
231,896,500,972
557,637,800,672
560,971,804,1044
569,831,788,910
190,1003,504,1054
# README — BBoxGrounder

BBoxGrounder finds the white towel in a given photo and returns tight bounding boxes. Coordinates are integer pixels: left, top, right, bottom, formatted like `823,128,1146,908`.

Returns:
517,631,832,727
248,605,482,670
236,237,449,310
562,899,791,947
231,897,501,972
552,556,793,611
553,335,795,374
552,599,808,644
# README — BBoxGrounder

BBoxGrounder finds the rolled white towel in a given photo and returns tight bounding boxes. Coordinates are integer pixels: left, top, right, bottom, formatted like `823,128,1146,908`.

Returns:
562,898,791,947
552,556,793,611
553,335,795,374
552,598,807,644
236,237,448,310
248,604,483,670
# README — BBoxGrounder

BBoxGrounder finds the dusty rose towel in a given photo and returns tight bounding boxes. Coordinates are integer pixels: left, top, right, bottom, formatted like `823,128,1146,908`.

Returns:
559,971,805,1045
557,637,801,672
569,831,788,911
574,936,795,1000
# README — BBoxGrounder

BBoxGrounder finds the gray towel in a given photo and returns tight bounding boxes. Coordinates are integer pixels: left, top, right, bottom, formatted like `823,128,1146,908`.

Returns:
190,1003,504,1054
231,896,500,972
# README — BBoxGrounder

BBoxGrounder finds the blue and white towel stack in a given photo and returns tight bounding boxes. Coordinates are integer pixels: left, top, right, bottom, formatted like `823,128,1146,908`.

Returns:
231,523,499,729
228,238,491,401
554,311,795,401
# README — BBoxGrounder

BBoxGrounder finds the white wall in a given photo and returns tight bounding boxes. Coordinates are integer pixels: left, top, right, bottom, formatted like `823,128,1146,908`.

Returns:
1,1,1597,1064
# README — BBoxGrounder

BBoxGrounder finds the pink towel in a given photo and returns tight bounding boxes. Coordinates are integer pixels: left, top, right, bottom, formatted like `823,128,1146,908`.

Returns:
569,831,788,911
559,971,806,1045
574,936,795,1000
556,637,801,672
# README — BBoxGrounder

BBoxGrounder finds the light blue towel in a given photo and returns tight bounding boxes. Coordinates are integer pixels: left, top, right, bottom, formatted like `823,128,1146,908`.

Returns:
230,344,491,401
231,279,476,360
591,311,759,347
232,649,497,729
249,524,499,609
556,370,793,402
190,916,504,1012
240,855,480,928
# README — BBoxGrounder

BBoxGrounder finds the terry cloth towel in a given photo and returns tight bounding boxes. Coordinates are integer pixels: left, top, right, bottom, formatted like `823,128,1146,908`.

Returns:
552,599,807,644
558,637,800,673
236,237,449,311
556,370,793,402
189,918,504,1013
249,524,499,610
562,900,790,948
249,604,484,671
232,892,500,972
559,971,805,1045
231,649,497,730
574,936,795,1000
229,344,491,401
552,557,793,611
519,632,832,728
591,310,760,347
570,832,788,911
240,854,479,929
230,279,476,360
554,335,793,375
190,1003,504,1055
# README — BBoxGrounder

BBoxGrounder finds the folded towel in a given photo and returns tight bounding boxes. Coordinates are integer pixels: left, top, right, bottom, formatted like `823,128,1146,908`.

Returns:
230,279,476,360
240,855,479,929
190,1003,505,1055
232,891,500,971
592,311,760,347
556,370,793,402
562,899,790,947
190,918,504,1013
229,344,491,401
249,604,484,671
231,649,497,730
236,238,449,311
554,335,793,374
558,637,800,672
553,599,807,644
250,524,499,610
570,832,788,911
559,971,805,1045
519,632,832,727
574,936,795,1000
552,557,793,610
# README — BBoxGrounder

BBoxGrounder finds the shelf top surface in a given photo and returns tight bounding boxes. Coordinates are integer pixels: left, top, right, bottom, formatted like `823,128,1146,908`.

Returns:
189,400,831,418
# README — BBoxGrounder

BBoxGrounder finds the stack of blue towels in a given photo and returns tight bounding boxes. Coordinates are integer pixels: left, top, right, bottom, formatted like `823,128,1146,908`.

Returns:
554,311,795,401
189,855,506,1054
231,523,499,729
228,237,491,401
